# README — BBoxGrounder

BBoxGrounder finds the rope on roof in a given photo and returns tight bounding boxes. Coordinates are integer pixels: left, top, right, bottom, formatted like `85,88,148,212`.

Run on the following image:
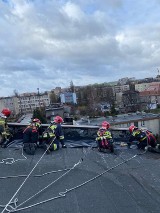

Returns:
7,149,148,213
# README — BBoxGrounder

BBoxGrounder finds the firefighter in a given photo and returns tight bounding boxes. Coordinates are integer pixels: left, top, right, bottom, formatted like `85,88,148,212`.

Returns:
128,125,157,150
96,121,114,152
32,118,43,145
23,118,42,155
42,116,66,154
0,108,12,148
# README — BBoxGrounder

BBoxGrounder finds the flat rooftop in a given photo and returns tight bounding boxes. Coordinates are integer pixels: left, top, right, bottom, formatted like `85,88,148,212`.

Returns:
0,144,160,213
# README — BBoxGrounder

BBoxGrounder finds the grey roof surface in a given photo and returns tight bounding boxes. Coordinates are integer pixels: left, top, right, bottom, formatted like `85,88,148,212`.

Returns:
0,145,160,213
78,113,160,126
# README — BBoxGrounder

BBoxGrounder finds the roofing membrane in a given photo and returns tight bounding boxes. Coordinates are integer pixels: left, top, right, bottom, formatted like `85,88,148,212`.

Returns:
0,141,160,213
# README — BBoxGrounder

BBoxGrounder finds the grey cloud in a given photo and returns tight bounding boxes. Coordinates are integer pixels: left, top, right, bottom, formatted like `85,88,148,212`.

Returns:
0,0,160,97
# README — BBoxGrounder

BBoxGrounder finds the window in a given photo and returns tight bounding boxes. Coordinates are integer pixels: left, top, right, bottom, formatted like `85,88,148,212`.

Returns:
141,120,145,126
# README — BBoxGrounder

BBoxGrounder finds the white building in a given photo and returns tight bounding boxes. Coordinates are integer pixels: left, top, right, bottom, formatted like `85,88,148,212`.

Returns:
135,82,151,92
114,85,130,93
18,92,50,114
0,96,19,115
112,113,160,135
0,98,6,112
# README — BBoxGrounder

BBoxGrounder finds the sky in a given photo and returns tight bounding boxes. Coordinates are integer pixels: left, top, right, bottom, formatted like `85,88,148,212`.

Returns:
0,0,160,97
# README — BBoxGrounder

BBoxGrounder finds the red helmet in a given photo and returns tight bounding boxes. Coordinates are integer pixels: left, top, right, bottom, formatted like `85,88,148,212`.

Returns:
1,108,11,117
129,125,137,133
54,116,63,123
32,118,41,124
101,121,110,129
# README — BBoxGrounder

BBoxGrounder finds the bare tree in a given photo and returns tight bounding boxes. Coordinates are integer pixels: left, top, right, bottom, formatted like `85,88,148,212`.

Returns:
122,90,141,112
13,89,19,97
49,91,58,104
70,80,75,93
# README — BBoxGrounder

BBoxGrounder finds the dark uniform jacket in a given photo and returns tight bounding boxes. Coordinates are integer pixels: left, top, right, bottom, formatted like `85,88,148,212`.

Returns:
23,125,39,144
129,129,156,148
43,123,64,145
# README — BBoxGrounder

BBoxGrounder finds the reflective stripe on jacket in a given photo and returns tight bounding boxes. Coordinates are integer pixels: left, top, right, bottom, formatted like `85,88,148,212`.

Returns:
129,129,147,142
43,125,56,138
0,118,5,129
96,128,112,140
43,124,64,141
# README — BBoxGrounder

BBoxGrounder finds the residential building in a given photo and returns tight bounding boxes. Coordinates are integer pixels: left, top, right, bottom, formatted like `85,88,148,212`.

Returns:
18,92,50,114
60,92,77,104
0,98,6,112
114,85,130,93
135,82,151,92
111,113,160,136
77,113,160,135
45,103,64,122
0,96,19,115
139,82,160,109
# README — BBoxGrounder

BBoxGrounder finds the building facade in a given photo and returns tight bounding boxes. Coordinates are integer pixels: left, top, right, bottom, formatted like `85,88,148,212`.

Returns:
139,82,160,109
135,82,151,92
60,92,77,104
18,92,50,114
0,96,19,115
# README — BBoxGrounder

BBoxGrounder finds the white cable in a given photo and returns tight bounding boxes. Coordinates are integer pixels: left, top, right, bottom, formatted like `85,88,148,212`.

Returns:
1,138,55,213
14,159,82,210
2,146,147,212
10,152,142,212
2,145,91,212
0,168,71,180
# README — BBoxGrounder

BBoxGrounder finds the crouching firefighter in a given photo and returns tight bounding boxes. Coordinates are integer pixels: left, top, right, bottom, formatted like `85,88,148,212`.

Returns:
0,108,13,148
128,125,158,150
96,121,114,153
42,116,66,154
23,118,41,155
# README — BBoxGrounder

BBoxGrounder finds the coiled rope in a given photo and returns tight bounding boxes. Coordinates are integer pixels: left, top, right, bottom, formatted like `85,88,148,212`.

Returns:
0,148,27,165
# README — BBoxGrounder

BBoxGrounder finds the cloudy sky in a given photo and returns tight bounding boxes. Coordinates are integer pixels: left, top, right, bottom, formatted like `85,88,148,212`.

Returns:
0,0,160,97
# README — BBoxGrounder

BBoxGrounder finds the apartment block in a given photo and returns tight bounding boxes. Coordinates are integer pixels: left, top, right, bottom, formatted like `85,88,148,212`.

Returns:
18,92,50,113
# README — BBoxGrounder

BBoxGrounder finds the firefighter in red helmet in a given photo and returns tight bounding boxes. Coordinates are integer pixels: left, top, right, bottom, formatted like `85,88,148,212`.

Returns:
0,108,12,147
23,118,42,155
1,108,11,118
96,121,114,152
42,116,66,154
128,125,157,150
53,116,66,148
